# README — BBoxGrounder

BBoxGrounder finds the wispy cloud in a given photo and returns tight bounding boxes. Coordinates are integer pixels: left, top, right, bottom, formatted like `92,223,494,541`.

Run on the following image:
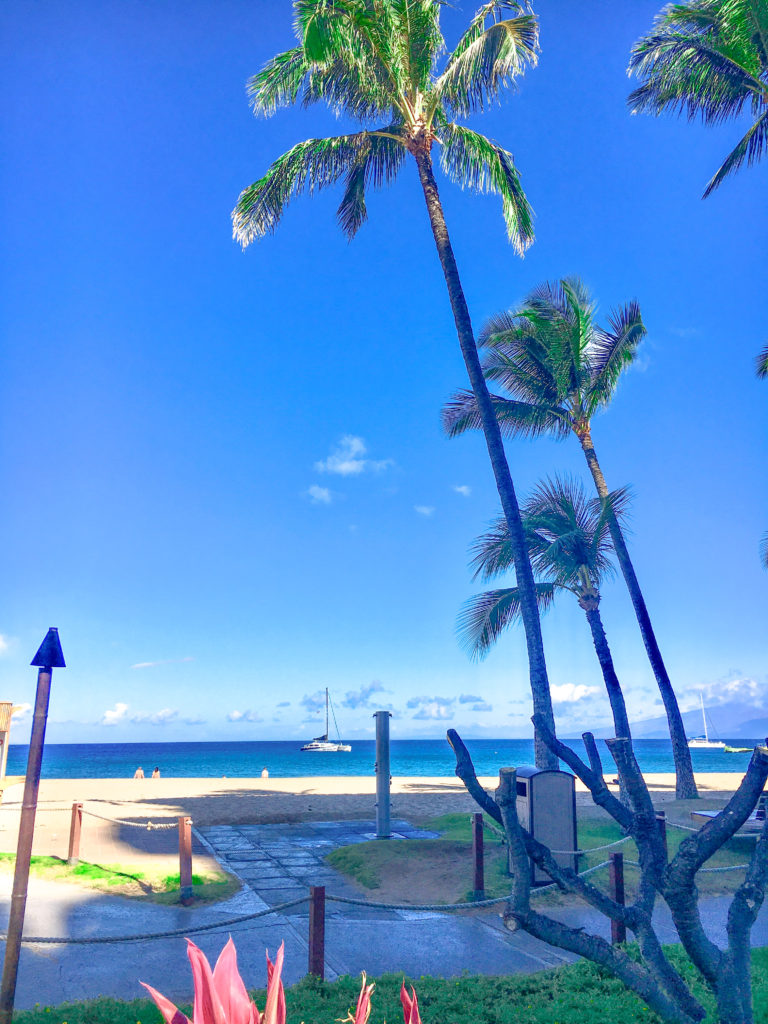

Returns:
227,709,263,723
550,683,599,704
102,702,129,726
277,701,290,708
407,695,455,720
315,436,393,476
452,485,471,497
341,680,389,710
689,675,765,710
414,505,435,517
306,485,333,505
131,708,179,726
131,657,194,670
12,702,31,722
459,693,483,704
470,701,493,712
0,635,11,656
301,691,327,715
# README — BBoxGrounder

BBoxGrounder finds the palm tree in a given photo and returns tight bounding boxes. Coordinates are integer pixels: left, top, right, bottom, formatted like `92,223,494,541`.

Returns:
232,0,559,767
628,0,768,198
442,278,698,797
459,476,632,741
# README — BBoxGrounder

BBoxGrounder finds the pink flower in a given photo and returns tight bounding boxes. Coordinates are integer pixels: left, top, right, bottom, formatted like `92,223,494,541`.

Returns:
142,939,284,1024
400,981,422,1024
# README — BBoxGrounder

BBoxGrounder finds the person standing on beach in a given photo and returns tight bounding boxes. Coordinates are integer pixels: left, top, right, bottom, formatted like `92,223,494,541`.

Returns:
261,767,269,778
133,766,144,779
152,766,160,778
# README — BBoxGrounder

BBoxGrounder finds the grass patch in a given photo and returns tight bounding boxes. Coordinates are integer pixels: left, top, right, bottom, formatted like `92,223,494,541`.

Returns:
326,811,756,906
0,853,238,905
12,948,768,1024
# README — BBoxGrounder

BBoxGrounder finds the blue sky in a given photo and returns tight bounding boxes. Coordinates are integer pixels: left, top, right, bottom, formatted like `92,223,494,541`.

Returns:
1,0,765,744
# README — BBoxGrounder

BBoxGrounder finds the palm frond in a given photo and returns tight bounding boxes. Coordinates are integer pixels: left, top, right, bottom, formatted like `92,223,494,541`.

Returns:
587,300,646,414
457,583,556,660
336,129,407,238
441,388,568,440
628,26,764,125
248,48,312,117
437,121,533,252
469,514,515,581
756,342,768,378
233,132,376,244
436,10,538,115
702,107,768,194
390,0,444,92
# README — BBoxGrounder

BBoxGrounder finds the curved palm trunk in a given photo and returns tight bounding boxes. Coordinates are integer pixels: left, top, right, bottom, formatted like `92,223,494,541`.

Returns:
578,426,697,798
579,595,631,741
412,146,557,770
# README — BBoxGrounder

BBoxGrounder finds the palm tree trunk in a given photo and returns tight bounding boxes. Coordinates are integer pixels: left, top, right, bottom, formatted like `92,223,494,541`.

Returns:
579,596,632,740
578,426,697,798
412,146,557,770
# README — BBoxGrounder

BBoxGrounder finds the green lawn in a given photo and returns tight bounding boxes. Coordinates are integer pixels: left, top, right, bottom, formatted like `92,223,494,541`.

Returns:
0,853,238,904
325,812,756,905
13,948,768,1024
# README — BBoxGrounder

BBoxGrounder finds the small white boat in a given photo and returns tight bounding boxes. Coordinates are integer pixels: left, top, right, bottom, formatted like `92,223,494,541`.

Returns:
688,693,725,750
301,688,351,752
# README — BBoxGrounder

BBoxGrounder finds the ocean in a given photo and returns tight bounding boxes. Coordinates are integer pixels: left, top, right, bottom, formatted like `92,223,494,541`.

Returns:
6,738,761,780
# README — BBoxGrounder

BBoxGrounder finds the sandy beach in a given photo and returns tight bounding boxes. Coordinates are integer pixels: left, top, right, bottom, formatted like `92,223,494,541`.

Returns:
0,772,748,872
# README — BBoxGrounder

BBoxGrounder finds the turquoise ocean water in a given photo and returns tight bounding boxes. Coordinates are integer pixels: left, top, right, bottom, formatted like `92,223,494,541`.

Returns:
6,738,761,779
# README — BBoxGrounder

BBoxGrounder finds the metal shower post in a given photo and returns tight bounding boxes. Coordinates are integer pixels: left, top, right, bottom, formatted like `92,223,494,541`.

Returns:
373,710,392,839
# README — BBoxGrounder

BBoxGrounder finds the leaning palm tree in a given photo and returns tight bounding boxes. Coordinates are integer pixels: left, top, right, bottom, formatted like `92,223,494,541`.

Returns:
628,0,768,198
757,343,768,568
459,476,632,741
443,278,698,796
232,0,559,767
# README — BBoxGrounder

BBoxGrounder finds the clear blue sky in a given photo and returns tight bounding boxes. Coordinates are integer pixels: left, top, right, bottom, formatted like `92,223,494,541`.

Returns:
1,1,765,744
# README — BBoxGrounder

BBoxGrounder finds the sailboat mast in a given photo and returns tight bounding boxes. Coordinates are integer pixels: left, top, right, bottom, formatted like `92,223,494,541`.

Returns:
325,687,329,740
700,693,708,742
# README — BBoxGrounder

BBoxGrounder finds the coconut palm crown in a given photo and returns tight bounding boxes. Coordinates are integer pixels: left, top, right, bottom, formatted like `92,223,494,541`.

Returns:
459,476,633,738
233,0,537,249
628,0,768,197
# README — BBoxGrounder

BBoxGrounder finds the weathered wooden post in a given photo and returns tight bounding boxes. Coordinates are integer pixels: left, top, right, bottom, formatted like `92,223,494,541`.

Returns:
609,852,626,944
374,710,392,839
0,628,65,1024
308,885,326,979
178,816,193,905
67,802,83,865
471,812,484,900
656,811,667,858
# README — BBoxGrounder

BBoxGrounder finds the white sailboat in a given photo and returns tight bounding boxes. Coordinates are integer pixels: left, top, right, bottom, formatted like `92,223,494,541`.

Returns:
688,693,725,749
301,688,351,752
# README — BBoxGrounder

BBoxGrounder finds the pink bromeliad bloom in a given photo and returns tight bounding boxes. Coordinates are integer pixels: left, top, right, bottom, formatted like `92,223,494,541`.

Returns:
142,938,285,1024
400,980,422,1024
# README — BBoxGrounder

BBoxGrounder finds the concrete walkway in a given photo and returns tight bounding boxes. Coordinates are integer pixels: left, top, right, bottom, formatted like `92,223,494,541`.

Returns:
2,819,766,1010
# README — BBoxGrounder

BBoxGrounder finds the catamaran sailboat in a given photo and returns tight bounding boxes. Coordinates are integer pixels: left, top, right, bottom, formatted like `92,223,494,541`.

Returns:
688,693,725,749
301,688,351,752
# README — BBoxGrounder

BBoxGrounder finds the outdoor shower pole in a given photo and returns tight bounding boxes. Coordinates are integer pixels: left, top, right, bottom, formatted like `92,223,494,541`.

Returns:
0,629,65,1024
374,711,392,839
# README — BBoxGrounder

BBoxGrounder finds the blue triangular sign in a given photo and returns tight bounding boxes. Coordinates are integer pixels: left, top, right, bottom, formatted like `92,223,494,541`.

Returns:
30,628,66,668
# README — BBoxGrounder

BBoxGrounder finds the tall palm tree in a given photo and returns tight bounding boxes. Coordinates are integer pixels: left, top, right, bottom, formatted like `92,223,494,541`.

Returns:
231,0,558,767
628,0,768,197
459,476,632,741
442,278,698,797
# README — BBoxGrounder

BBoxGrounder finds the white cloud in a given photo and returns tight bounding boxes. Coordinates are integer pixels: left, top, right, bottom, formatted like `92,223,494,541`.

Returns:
12,703,31,722
407,695,455,720
452,485,471,497
102,702,129,726
0,635,10,656
550,683,600,704
131,708,179,726
414,505,435,517
131,657,194,670
227,709,263,723
459,693,484,704
693,676,765,709
306,485,333,505
315,435,392,476
342,680,389,710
